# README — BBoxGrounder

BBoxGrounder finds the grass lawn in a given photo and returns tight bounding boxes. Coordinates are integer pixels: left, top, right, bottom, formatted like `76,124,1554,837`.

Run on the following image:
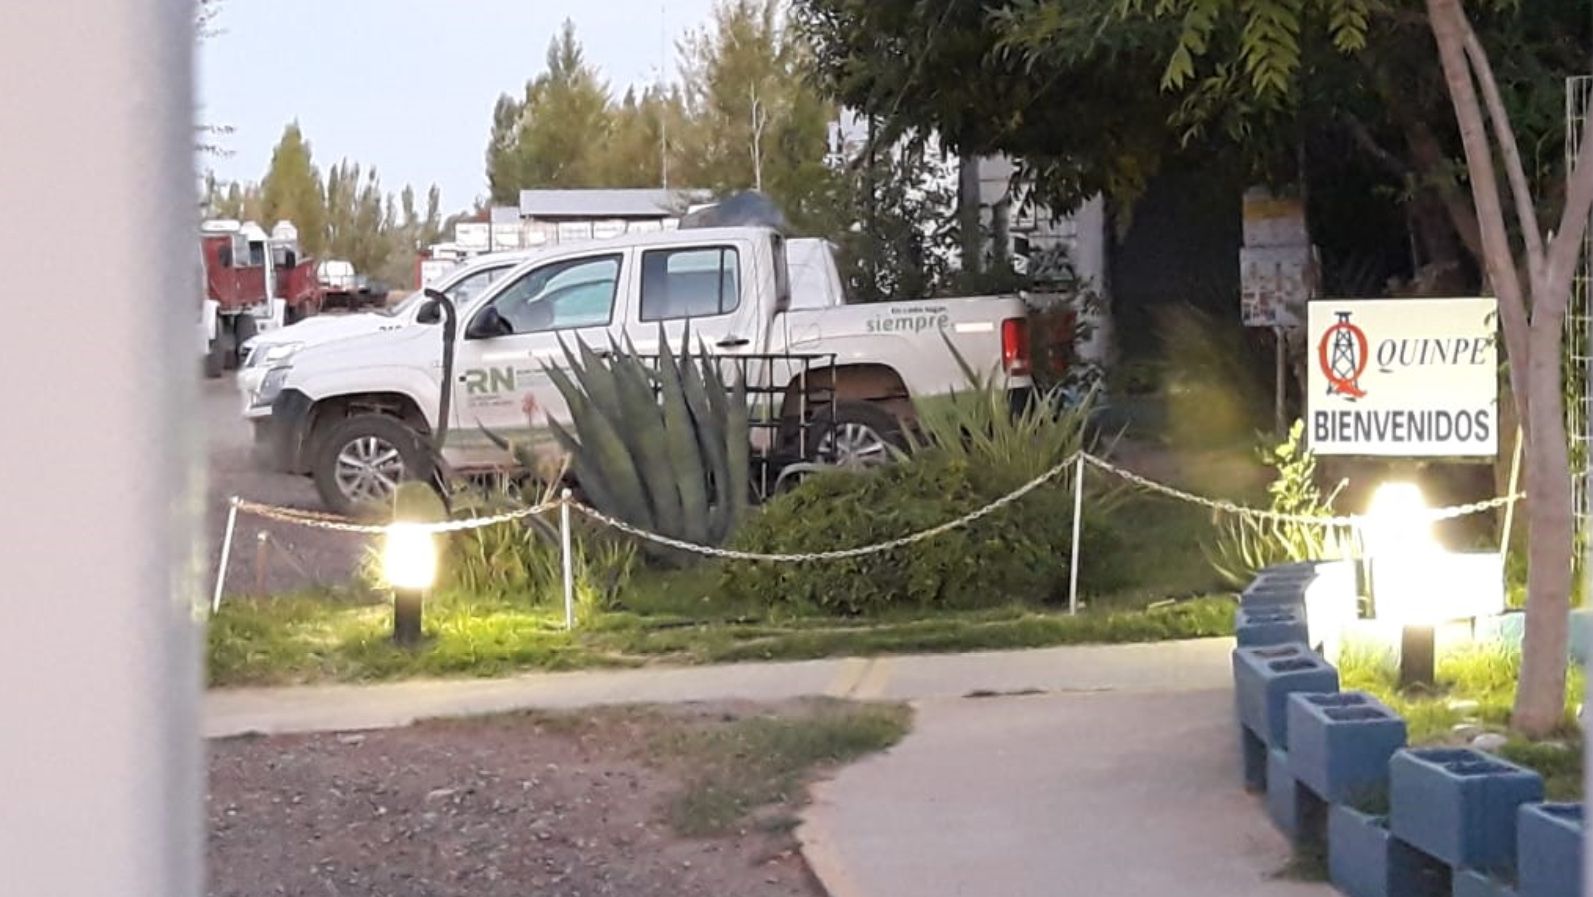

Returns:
208,577,1238,687
1339,644,1585,800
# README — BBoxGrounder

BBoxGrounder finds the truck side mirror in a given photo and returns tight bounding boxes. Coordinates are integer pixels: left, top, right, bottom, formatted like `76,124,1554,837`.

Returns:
217,244,233,268
465,306,512,340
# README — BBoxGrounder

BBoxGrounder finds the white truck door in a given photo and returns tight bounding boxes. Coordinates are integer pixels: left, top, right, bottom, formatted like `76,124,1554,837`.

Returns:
450,251,630,464
625,242,763,359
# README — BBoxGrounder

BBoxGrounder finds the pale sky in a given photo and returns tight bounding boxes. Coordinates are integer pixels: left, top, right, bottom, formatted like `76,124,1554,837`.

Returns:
199,0,721,213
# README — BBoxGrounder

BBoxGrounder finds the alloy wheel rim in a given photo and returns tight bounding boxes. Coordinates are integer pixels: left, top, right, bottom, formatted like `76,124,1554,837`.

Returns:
818,422,889,468
334,435,404,505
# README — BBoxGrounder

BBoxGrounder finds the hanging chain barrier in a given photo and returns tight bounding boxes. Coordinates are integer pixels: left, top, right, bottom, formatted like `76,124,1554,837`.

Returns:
224,452,1524,559
1078,455,1524,528
229,496,562,535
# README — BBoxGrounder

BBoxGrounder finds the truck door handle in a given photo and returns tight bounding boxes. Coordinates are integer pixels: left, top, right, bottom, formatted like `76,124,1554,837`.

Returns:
716,337,750,349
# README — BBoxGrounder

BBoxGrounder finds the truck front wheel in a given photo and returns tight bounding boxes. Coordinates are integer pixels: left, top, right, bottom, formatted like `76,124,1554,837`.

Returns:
312,414,432,516
203,337,226,379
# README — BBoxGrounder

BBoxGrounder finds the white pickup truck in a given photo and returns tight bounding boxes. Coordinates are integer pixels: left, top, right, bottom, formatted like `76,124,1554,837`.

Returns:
244,226,1033,514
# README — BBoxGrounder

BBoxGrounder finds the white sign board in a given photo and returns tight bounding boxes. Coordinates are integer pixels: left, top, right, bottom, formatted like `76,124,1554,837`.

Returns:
1240,245,1311,328
1306,297,1497,457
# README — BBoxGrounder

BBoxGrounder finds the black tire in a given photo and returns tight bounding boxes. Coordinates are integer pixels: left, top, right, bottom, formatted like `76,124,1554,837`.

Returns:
311,414,432,517
230,314,258,370
203,337,226,379
809,401,908,468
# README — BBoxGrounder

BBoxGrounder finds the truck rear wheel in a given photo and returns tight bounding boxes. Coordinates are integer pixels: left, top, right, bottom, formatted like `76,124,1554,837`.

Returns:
312,414,432,517
811,401,907,469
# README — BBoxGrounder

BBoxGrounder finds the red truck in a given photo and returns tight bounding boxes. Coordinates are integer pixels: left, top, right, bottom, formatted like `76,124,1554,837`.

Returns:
201,220,324,377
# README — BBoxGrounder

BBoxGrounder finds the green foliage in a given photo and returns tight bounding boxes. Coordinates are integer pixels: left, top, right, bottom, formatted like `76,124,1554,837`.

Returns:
486,20,631,201
912,352,1097,487
485,4,836,224
815,133,961,302
722,451,1126,615
724,358,1126,615
1206,421,1348,586
548,333,750,565
259,122,327,255
1155,303,1270,450
441,479,638,616
1339,642,1585,796
207,588,1238,686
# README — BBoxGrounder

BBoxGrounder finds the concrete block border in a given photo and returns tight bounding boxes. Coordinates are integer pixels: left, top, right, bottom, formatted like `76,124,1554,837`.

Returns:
1232,563,1583,897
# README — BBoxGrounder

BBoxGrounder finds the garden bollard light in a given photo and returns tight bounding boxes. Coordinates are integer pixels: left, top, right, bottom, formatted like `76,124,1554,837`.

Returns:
384,522,437,647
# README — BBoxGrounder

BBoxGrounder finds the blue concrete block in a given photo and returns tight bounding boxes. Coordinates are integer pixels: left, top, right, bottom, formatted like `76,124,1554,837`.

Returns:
1390,748,1544,878
1569,609,1593,665
1287,691,1407,804
1266,748,1328,846
1236,605,1311,647
1258,561,1320,579
1267,748,1300,838
1234,643,1339,749
1517,803,1582,897
1453,868,1518,897
1240,724,1267,792
1241,580,1308,610
1329,805,1452,897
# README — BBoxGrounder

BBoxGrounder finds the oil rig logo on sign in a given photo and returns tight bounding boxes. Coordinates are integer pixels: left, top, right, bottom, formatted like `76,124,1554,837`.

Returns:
1318,311,1368,400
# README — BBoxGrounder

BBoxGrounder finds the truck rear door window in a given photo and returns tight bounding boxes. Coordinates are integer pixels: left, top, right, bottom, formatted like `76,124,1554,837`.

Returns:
639,247,740,321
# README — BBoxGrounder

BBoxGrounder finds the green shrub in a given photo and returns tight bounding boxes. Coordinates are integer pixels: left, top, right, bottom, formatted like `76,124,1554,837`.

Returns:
1205,421,1349,586
719,451,1126,615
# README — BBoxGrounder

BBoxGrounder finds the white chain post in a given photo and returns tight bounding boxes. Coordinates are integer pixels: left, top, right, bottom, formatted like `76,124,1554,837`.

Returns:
1069,453,1086,616
560,489,576,631
211,498,240,614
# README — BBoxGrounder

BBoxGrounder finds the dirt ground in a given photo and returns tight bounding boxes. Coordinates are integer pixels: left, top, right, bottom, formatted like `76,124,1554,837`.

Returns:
203,373,369,597
207,701,874,897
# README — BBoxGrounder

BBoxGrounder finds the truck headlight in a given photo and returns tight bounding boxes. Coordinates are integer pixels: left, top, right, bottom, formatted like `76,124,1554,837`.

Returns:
246,341,302,369
254,366,292,408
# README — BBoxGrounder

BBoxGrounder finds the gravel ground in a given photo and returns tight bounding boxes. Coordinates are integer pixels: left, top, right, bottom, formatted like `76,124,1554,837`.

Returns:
203,374,368,598
208,704,821,897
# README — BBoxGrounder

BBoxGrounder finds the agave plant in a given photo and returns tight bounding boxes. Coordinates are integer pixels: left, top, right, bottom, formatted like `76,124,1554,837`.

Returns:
545,327,749,564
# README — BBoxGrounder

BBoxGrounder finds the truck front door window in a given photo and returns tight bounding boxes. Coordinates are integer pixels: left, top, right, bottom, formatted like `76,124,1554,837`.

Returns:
472,254,621,337
639,247,740,321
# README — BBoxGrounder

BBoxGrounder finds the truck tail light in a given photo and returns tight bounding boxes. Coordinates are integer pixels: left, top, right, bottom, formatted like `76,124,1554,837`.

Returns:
1001,317,1031,377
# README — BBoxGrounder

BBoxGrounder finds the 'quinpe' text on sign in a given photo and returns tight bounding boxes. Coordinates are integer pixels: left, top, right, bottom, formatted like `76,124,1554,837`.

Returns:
1306,297,1498,457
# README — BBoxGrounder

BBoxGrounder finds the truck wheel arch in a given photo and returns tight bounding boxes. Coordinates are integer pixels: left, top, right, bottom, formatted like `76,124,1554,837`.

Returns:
781,363,912,419
303,391,432,468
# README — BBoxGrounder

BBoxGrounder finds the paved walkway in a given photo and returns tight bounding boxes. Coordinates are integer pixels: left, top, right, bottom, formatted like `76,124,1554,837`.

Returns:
799,688,1329,897
204,637,1234,737
205,637,1328,897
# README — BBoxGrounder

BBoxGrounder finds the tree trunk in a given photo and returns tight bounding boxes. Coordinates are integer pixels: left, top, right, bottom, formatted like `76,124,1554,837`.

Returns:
958,154,983,275
1516,318,1575,734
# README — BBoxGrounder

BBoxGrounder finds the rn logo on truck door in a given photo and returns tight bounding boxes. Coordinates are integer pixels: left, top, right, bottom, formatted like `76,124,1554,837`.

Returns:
463,366,517,395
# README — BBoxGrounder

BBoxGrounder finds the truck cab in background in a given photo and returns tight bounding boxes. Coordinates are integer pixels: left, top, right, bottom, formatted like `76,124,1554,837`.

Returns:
200,219,323,378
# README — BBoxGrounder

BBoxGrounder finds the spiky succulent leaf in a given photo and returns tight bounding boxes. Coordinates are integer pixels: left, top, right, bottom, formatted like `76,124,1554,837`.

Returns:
656,328,711,545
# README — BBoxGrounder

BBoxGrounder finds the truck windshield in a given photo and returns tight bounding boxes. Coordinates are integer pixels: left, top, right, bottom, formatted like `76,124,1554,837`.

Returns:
386,264,511,317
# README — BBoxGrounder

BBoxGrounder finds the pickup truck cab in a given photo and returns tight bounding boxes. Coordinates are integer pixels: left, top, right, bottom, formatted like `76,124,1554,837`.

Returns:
246,226,1032,514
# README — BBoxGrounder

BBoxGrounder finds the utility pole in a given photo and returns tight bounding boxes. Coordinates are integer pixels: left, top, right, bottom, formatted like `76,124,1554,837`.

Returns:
659,2,670,190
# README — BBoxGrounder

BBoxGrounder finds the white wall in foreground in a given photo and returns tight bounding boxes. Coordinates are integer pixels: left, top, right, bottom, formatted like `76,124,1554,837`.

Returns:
0,1,202,896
